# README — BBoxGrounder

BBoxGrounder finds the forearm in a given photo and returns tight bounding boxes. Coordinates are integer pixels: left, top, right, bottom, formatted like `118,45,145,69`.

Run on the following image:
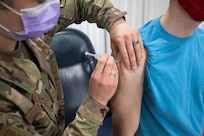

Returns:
66,0,126,31
63,95,109,136
43,0,127,44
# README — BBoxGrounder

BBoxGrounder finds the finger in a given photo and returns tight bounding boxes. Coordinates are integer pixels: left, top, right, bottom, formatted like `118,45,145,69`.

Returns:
111,42,119,59
117,40,131,69
134,32,144,66
109,62,118,78
125,31,137,70
138,32,145,57
93,54,109,76
101,56,115,77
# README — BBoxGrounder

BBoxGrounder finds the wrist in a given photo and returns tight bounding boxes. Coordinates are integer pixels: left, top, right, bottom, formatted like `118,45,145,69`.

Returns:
110,18,126,32
78,95,110,124
91,96,109,106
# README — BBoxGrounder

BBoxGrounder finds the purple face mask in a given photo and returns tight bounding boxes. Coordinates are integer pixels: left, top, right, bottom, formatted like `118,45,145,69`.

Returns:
0,0,60,40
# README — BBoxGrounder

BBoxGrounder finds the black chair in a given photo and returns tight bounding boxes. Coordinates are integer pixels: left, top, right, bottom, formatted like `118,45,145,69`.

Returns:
50,28,113,136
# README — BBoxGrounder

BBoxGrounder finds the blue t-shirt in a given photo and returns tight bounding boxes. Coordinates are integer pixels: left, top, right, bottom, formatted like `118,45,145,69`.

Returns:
135,17,204,136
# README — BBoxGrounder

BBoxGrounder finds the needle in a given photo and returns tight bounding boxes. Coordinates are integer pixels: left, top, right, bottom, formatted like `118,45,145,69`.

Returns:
85,51,120,63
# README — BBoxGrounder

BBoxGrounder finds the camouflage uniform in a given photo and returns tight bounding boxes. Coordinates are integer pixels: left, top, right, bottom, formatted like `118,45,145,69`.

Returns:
0,0,126,135
43,0,127,45
0,39,109,136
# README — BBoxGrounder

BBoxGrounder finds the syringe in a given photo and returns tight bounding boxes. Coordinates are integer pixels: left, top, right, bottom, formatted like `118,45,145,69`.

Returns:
85,51,120,63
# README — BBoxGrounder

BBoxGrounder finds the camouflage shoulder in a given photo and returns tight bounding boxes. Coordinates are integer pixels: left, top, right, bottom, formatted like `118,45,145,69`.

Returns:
43,0,77,45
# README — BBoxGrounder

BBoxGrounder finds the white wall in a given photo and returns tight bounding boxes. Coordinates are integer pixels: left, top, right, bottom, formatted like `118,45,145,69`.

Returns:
69,0,203,54
69,22,106,53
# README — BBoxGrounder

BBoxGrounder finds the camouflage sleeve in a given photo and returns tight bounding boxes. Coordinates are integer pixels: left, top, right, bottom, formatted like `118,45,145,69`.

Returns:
43,0,127,44
63,95,110,136
61,0,127,31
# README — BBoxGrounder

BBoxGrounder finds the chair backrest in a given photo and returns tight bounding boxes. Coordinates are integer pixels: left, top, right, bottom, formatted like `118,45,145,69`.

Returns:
50,28,113,136
50,28,96,126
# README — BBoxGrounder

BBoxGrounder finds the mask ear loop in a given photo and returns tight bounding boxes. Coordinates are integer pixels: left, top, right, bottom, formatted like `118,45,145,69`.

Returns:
0,1,22,16
0,2,24,34
0,24,10,32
